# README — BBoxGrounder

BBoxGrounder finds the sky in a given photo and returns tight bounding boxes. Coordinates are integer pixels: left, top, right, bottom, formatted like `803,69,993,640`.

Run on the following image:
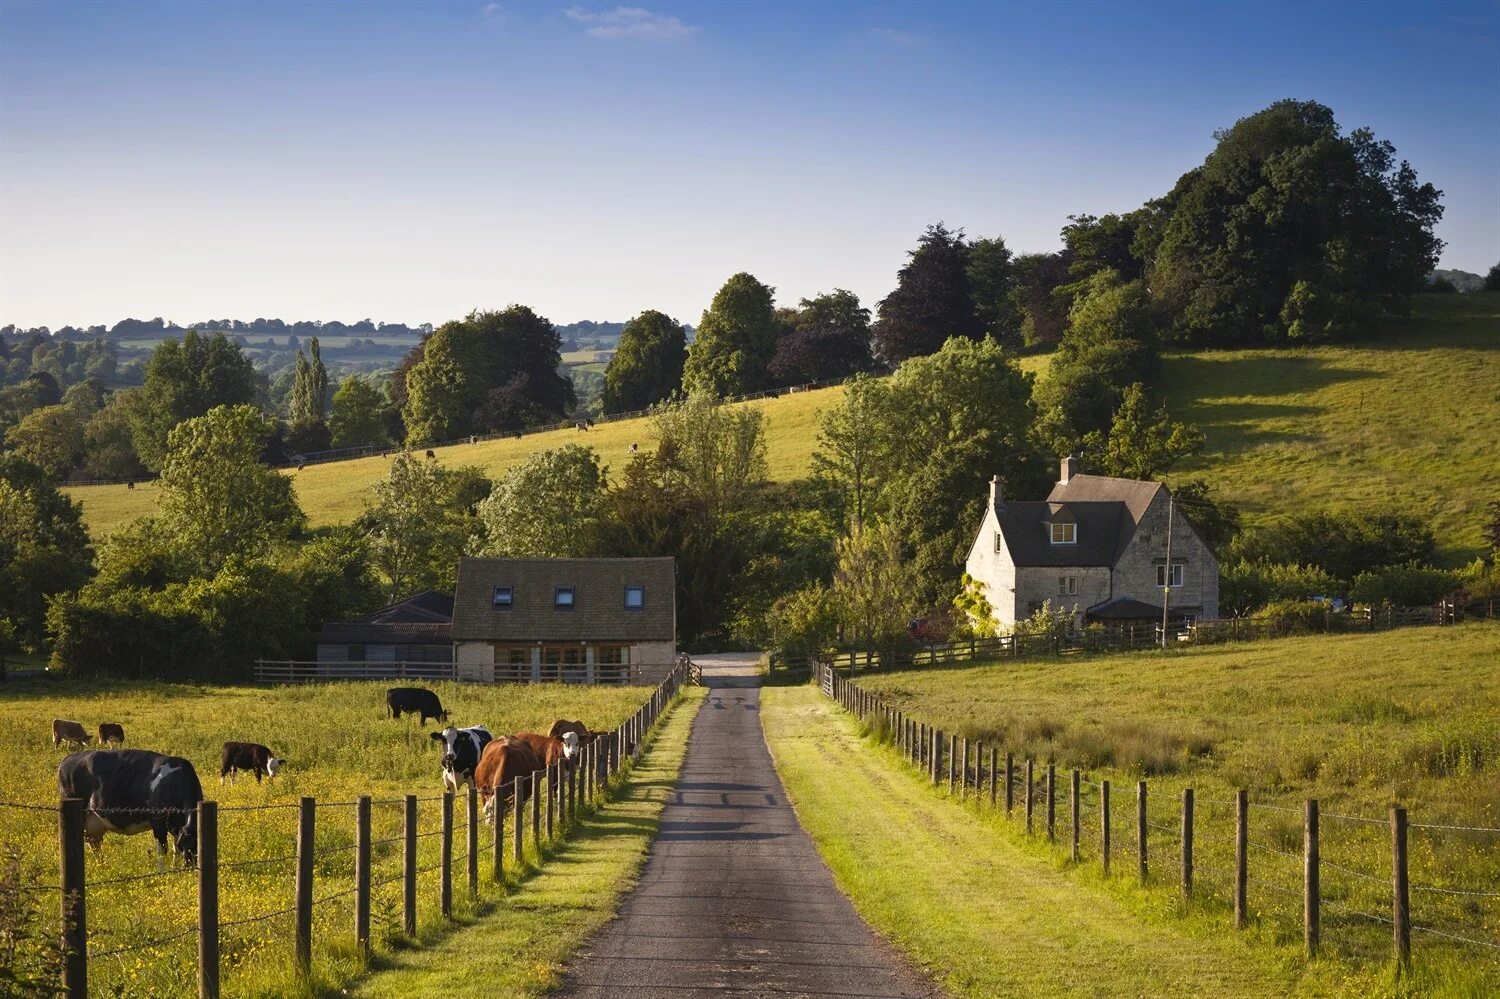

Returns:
1,0,1497,330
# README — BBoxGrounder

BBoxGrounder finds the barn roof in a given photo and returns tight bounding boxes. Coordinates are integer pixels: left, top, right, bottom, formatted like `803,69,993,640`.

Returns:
317,590,454,645
452,557,676,643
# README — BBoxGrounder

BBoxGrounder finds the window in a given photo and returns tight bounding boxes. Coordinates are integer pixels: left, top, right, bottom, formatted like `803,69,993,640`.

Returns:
1058,575,1078,596
597,645,628,665
554,586,575,609
624,585,645,610
993,531,1003,554
492,586,513,608
1050,522,1076,544
1157,564,1184,588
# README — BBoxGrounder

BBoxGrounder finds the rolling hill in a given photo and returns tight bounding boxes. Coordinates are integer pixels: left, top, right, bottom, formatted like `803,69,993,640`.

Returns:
63,294,1499,561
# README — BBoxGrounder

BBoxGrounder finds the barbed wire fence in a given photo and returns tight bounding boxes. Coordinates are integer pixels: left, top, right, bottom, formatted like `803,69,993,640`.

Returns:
9,660,690,998
818,666,1500,979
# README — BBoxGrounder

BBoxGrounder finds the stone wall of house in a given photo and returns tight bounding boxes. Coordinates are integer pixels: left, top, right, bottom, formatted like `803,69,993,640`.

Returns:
455,641,494,682
964,508,1019,628
1112,490,1220,620
1014,565,1113,626
631,641,678,683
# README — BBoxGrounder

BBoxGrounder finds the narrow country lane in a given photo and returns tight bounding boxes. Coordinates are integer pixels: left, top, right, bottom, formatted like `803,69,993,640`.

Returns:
555,655,938,999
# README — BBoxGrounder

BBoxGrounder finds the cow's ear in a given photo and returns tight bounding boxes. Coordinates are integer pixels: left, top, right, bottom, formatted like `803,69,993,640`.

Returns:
429,732,444,741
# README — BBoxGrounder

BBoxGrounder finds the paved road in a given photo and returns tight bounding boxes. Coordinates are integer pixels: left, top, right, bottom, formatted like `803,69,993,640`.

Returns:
555,657,936,999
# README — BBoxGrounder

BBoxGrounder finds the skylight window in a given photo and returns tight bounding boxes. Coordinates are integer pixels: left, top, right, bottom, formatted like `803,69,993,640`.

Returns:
493,586,513,608
625,585,645,610
554,586,575,609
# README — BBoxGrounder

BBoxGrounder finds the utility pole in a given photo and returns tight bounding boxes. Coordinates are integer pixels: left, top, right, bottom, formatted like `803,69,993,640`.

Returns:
1160,492,1174,650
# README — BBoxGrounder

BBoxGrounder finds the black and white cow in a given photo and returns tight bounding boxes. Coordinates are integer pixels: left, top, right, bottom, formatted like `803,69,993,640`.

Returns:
430,725,492,793
57,749,204,866
386,687,448,725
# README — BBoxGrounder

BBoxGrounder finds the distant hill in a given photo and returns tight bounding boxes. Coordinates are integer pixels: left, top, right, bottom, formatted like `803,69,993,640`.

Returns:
1430,269,1486,293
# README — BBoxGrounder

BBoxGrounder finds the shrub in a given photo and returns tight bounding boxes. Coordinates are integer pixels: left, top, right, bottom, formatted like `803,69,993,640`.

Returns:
1230,508,1435,584
762,585,840,663
1219,560,1337,617
1254,598,1329,636
1350,562,1461,607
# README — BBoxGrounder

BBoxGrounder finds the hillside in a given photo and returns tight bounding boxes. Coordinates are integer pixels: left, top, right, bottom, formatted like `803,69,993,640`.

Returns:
63,295,1498,559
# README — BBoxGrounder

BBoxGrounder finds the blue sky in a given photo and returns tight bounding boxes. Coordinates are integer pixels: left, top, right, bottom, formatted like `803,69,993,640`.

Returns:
2,0,1496,329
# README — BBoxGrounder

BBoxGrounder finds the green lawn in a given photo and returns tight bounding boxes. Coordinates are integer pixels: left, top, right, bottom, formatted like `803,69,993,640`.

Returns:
762,684,1344,998
0,677,665,999
852,624,1500,992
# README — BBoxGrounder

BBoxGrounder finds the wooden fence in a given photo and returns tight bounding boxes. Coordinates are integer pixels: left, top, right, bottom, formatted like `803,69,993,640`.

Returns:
11,662,691,998
818,666,1500,972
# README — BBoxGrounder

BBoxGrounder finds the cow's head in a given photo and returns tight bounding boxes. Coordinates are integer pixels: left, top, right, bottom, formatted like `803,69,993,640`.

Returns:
266,757,283,779
174,809,198,867
431,727,460,770
559,731,580,760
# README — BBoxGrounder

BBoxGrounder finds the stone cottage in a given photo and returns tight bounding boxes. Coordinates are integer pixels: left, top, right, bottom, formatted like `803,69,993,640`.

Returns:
964,457,1219,631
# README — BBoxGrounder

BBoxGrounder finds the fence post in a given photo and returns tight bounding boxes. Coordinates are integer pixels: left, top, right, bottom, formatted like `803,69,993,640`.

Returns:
197,800,219,999
440,792,453,918
1024,759,1034,834
1181,788,1193,899
59,797,86,999
990,747,999,807
1070,770,1080,861
931,730,941,786
1135,781,1148,884
1101,780,1111,876
466,785,479,898
1234,789,1248,930
948,734,957,795
296,796,315,971
1046,765,1057,842
960,738,969,798
355,796,371,953
546,764,557,841
1305,799,1319,958
568,760,578,830
1005,752,1015,814
403,795,417,936
513,777,525,865
1392,806,1410,968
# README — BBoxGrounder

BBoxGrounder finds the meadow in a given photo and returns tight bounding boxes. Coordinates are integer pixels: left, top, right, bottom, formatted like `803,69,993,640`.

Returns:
62,295,1499,562
851,623,1500,992
0,677,658,998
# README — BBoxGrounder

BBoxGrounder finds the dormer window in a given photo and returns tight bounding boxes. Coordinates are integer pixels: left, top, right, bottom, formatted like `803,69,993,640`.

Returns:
492,586,513,608
1050,522,1076,545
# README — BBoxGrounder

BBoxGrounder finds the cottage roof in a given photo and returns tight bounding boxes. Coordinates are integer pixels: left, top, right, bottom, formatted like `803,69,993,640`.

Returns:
1048,473,1164,561
1087,595,1201,619
992,500,1125,567
317,590,455,645
452,557,676,643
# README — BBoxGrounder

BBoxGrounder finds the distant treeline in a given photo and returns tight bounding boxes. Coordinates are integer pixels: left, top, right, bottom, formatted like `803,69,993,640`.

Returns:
0,316,636,346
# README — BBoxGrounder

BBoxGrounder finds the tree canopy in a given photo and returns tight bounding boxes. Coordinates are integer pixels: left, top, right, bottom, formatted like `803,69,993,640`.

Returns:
768,289,874,385
602,310,687,413
683,273,779,396
130,331,260,469
476,444,607,558
328,376,392,450
0,455,93,651
873,223,983,365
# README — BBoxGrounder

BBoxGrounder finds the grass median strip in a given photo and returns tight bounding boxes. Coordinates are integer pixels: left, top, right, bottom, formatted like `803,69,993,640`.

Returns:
761,683,1345,999
348,687,705,999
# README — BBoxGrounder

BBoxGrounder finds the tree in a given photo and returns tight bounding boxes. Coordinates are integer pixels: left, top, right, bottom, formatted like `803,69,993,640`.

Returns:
81,394,147,480
130,331,259,468
402,329,470,444
0,455,93,651
156,405,304,574
1485,264,1500,292
1061,212,1146,283
1009,252,1073,347
602,310,687,413
683,273,779,396
361,453,481,599
5,404,86,480
328,376,392,450
967,236,1021,344
1095,383,1203,480
1219,561,1338,618
476,445,607,557
810,375,890,531
872,223,982,364
1230,508,1435,586
1147,100,1444,345
649,392,767,519
289,336,329,430
831,522,921,650
768,290,874,385
1484,500,1500,557
760,584,839,663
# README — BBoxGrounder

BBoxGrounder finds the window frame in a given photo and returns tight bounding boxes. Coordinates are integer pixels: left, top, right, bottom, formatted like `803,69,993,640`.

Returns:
492,585,514,609
624,585,645,611
1058,575,1079,596
554,585,576,610
1049,522,1076,545
1156,563,1184,588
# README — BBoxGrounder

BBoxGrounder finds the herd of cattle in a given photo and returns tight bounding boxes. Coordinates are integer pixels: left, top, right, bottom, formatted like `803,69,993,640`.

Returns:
49,686,605,867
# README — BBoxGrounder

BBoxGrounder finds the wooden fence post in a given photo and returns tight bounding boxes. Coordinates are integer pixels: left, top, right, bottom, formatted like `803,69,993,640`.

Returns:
440,792,453,917
931,730,941,786
568,761,578,829
1136,781,1148,884
59,798,87,999
1024,759,1034,834
491,787,504,884
530,771,541,851
296,796,315,970
513,777,525,865
1101,780,1111,876
1234,789,1248,930
1305,799,1319,958
1392,806,1410,968
1181,788,1193,899
355,796,371,953
197,800,219,999
466,785,479,898
403,795,417,936
990,747,999,807
948,734,957,795
1005,752,1015,814
546,764,557,841
1070,770,1080,861
1047,765,1057,842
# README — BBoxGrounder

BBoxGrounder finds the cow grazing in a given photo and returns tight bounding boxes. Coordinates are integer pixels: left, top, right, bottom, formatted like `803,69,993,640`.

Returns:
546,719,598,744
97,723,125,746
220,742,283,784
386,687,448,725
58,749,204,865
474,737,543,823
430,725,493,794
52,720,90,748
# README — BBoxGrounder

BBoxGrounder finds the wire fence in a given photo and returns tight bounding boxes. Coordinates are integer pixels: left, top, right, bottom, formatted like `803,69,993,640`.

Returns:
819,666,1500,980
3,660,692,999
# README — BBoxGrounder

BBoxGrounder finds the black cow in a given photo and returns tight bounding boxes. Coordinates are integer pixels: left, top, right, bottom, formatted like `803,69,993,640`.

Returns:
58,749,203,865
430,725,493,793
220,741,283,784
387,687,448,725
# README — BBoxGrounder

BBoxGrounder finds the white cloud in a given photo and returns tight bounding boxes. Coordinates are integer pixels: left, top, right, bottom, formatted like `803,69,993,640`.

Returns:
564,6,696,41
478,2,503,21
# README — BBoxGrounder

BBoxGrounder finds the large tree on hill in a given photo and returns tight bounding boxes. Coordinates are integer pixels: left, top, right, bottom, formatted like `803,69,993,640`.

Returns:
1061,212,1147,283
967,236,1021,345
0,454,93,652
328,376,392,450
602,310,687,413
768,289,874,385
1144,99,1444,344
1485,264,1500,292
128,331,260,469
401,306,573,444
873,223,982,365
684,273,779,396
1009,252,1073,347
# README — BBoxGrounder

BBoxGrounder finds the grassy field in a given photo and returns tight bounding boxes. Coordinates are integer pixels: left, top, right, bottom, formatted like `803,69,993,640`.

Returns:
0,677,661,999
62,295,1498,559
851,624,1500,992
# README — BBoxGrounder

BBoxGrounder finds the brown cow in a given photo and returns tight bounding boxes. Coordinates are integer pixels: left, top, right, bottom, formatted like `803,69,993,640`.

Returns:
474,737,543,823
52,720,90,748
546,719,598,744
513,731,579,769
97,723,125,746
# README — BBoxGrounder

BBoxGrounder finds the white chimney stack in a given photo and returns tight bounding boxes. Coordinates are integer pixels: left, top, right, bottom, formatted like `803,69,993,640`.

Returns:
989,474,1004,509
1059,455,1078,485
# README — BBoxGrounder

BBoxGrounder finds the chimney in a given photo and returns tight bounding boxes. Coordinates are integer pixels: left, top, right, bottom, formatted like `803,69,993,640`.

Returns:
989,474,1004,510
1059,454,1078,485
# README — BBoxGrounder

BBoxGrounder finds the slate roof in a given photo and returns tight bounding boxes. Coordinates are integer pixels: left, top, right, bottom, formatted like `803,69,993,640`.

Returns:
1048,473,1165,562
1086,596,1173,620
993,501,1125,567
317,591,454,645
452,557,676,643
